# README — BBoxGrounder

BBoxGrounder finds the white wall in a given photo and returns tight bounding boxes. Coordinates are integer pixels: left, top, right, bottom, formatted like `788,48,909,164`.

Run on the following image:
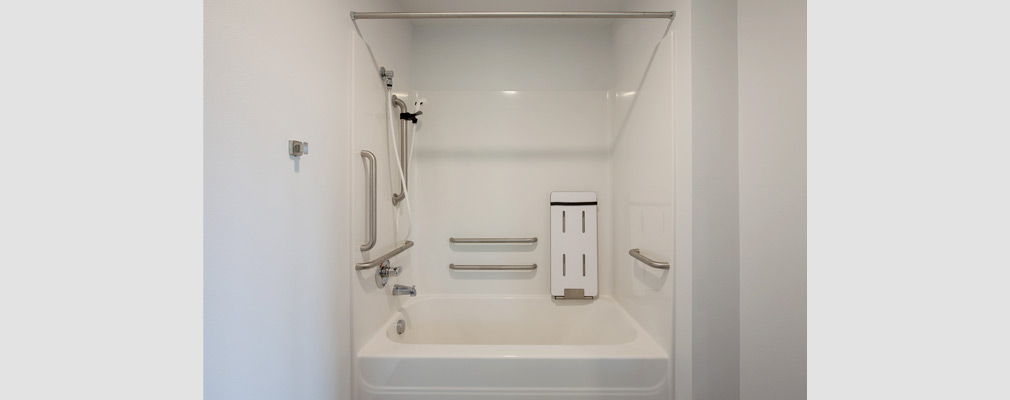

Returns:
738,0,806,399
204,0,401,399
690,0,741,399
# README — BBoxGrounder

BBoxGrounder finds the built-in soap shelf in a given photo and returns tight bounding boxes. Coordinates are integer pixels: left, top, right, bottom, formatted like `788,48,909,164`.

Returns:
448,236,537,272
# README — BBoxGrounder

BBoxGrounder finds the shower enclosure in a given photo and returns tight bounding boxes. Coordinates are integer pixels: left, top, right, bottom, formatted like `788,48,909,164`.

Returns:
349,3,685,398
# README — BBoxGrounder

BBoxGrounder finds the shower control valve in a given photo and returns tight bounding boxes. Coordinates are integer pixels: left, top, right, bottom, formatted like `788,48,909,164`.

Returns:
374,260,402,288
381,264,402,277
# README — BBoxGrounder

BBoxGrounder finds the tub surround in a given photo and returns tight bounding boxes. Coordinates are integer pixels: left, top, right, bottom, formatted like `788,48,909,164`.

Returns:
350,3,680,398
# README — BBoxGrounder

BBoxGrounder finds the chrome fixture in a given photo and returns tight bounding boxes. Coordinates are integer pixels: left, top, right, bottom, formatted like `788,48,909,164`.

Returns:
449,237,538,244
449,264,537,271
356,240,414,270
395,319,406,334
628,248,670,269
351,11,677,20
392,284,416,297
289,140,308,156
379,67,393,88
374,260,402,288
360,150,377,251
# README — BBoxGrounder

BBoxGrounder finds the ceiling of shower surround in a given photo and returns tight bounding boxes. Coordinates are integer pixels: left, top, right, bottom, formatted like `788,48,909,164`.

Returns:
393,0,635,13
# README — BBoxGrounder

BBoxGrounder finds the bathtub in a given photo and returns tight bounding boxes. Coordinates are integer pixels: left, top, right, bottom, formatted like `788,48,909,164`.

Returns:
356,295,670,399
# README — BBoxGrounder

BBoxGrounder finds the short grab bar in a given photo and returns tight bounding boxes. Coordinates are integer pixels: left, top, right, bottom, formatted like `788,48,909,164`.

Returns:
628,248,670,269
449,263,537,271
357,241,414,270
449,237,537,244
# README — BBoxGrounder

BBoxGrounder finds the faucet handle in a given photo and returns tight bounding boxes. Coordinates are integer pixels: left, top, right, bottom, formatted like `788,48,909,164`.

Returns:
374,261,401,289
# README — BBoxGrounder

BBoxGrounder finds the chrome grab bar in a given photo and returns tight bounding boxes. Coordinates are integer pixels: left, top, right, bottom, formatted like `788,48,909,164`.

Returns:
449,237,538,244
629,248,670,269
391,96,408,206
360,150,377,251
449,263,537,271
357,241,414,270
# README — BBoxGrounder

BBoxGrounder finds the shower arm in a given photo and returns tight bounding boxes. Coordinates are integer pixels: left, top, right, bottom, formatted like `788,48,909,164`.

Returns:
391,95,408,205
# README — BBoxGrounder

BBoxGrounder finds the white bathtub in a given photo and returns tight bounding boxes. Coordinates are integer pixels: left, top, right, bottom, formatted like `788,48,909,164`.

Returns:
356,295,670,399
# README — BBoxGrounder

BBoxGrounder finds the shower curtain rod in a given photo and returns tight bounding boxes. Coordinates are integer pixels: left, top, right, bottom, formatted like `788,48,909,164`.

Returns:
350,11,676,20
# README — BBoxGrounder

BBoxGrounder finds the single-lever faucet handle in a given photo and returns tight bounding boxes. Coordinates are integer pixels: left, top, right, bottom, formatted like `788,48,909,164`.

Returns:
378,264,401,278
375,261,402,289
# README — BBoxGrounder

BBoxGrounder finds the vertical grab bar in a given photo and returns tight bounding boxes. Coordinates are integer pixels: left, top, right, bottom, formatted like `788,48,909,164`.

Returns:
360,150,377,251
391,96,408,205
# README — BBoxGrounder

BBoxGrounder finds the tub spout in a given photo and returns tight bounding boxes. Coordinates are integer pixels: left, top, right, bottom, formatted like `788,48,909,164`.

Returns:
392,284,416,297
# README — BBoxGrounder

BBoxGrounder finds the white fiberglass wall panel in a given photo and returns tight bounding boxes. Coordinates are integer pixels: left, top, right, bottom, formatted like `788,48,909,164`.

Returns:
349,18,416,355
407,21,615,296
610,15,677,355
410,20,614,91
411,90,612,295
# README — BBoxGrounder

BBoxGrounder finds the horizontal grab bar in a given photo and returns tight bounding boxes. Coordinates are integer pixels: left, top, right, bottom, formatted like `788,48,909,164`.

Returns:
628,248,670,269
449,263,537,271
449,237,538,244
351,11,677,20
356,241,414,270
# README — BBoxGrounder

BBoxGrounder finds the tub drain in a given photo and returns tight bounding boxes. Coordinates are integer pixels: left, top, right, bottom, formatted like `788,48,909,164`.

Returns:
396,319,406,335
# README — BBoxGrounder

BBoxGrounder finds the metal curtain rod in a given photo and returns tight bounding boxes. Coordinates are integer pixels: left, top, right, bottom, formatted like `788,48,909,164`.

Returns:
350,11,676,20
